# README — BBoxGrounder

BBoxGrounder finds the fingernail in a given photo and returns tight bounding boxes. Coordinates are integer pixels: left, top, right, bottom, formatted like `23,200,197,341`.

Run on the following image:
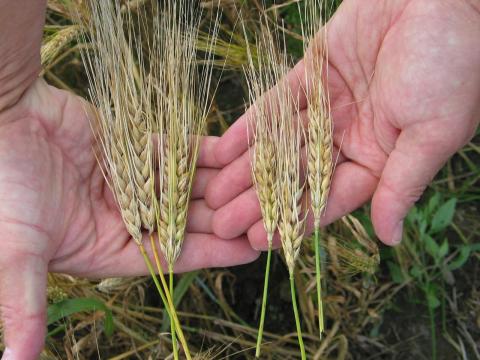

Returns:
2,348,13,360
392,221,404,245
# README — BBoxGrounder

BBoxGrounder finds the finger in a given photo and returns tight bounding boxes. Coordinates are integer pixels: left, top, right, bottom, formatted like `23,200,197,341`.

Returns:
205,150,252,210
206,110,311,209
211,148,348,239
206,132,345,210
0,251,47,360
197,136,223,169
212,187,261,240
246,161,378,250
186,200,214,233
191,168,218,200
72,233,260,277
214,60,308,166
371,124,470,246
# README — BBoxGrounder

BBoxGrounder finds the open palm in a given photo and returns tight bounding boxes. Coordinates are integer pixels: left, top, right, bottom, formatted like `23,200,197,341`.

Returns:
0,79,258,359
206,0,480,249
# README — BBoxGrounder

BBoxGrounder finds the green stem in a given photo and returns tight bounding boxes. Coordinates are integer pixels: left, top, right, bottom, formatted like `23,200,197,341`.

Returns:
169,269,178,360
290,275,306,360
314,227,324,337
255,236,273,358
139,244,171,319
148,237,192,360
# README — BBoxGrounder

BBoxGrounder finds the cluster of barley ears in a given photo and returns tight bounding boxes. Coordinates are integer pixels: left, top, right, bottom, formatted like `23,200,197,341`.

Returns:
243,10,307,359
77,1,220,359
302,0,333,337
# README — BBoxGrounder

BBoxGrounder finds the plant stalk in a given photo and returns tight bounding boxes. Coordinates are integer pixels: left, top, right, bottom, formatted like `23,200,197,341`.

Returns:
255,234,273,358
314,227,324,337
138,244,171,318
290,274,306,360
149,236,192,360
169,268,178,360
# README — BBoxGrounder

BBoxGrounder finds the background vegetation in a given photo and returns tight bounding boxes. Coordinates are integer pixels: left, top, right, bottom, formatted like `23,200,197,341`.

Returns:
2,0,479,359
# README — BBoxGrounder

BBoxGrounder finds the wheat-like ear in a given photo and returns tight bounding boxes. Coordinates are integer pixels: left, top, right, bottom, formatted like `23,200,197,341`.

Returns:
152,0,220,269
302,0,333,338
244,23,280,247
304,0,333,227
242,16,282,357
277,87,307,278
78,0,149,244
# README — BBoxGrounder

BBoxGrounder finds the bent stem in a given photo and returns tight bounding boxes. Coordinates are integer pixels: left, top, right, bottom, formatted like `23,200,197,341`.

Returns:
149,236,191,360
169,268,178,360
290,275,306,360
255,234,273,358
314,227,324,337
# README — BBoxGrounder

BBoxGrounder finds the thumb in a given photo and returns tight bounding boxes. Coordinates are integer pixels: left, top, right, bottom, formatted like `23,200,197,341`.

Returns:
0,250,47,360
371,123,469,246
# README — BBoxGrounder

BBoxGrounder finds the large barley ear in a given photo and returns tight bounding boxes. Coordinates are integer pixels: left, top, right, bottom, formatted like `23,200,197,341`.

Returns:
302,0,333,337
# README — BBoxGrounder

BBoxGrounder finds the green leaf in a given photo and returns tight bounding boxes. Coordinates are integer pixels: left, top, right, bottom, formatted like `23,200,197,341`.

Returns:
447,245,474,271
426,289,441,309
438,238,449,259
410,265,422,279
424,235,440,259
47,298,114,337
425,284,441,309
387,261,405,284
430,198,457,234
426,193,441,217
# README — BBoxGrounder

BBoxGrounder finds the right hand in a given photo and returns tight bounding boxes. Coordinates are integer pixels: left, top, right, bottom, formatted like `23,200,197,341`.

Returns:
206,0,480,249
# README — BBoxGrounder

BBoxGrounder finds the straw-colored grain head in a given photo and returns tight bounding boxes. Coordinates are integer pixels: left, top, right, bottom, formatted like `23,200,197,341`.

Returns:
243,20,281,245
277,89,307,276
152,1,220,268
303,0,334,229
78,0,156,244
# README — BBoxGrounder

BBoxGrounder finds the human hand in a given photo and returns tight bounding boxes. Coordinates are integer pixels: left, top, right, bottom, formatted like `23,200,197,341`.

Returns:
206,0,480,250
0,78,259,359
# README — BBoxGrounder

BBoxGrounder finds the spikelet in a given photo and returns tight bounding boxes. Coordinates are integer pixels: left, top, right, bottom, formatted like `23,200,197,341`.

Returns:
152,1,220,269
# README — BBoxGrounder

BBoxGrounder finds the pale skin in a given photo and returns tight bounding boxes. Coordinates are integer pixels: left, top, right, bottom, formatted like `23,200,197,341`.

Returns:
0,0,479,359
